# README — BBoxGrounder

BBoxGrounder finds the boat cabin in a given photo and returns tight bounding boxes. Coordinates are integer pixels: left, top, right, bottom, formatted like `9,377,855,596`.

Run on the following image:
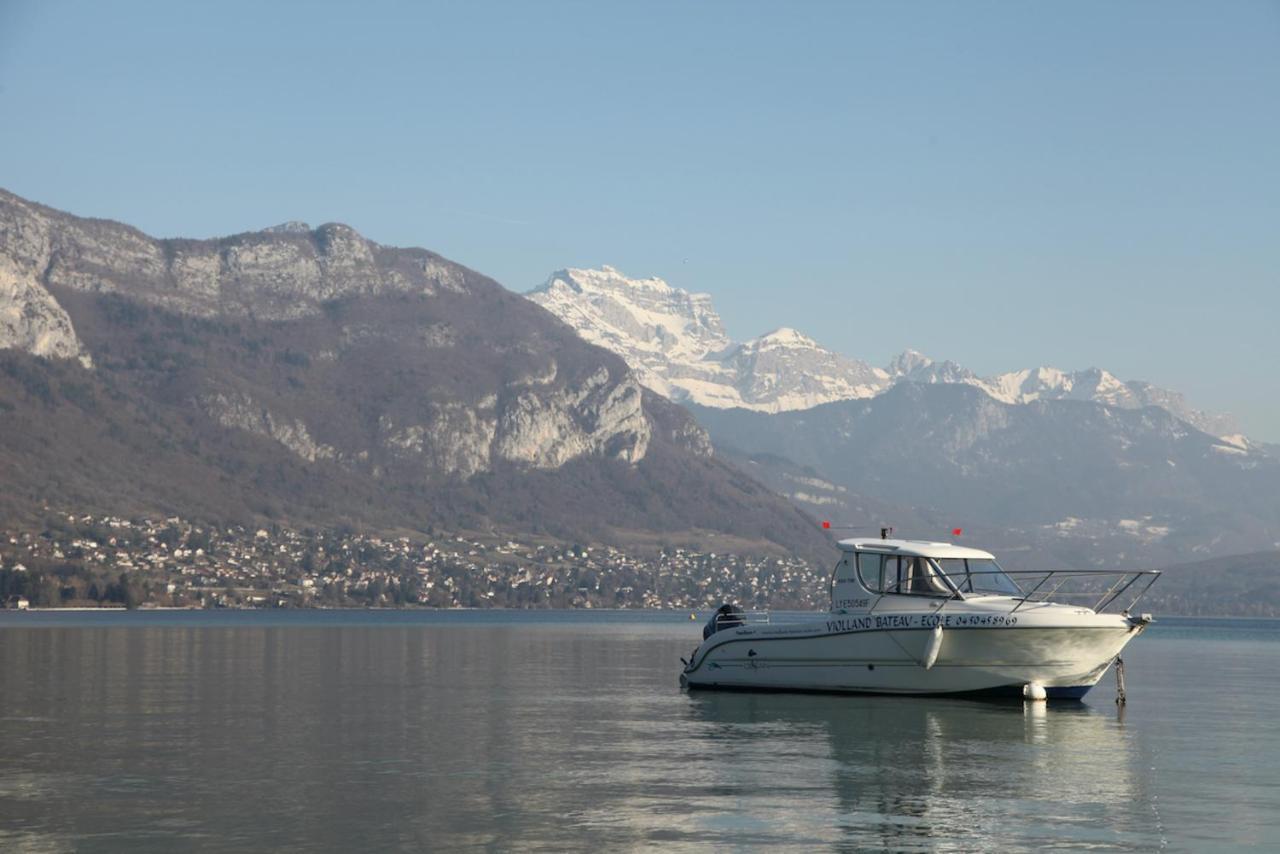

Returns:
830,537,1022,611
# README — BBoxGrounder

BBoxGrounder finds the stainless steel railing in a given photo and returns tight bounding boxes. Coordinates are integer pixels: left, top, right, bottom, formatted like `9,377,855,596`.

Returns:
866,568,1162,615
993,569,1161,614
713,610,771,630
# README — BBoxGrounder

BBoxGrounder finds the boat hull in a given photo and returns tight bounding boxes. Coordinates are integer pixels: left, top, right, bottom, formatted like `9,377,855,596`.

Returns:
682,621,1145,698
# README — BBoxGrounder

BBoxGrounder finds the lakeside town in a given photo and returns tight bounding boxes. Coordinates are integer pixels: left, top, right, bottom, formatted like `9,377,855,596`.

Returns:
0,512,827,612
6,512,1275,618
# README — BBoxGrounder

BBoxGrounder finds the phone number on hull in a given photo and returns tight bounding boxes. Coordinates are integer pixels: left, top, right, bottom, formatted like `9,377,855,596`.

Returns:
825,613,1019,633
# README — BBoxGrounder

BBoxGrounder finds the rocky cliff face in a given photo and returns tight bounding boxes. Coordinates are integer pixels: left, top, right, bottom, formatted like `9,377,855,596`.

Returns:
0,190,468,321
0,189,656,477
0,254,91,366
0,189,830,558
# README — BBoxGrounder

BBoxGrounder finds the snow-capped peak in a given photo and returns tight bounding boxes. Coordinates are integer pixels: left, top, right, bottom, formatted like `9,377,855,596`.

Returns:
526,266,732,402
527,266,882,412
888,350,978,386
743,327,822,351
530,267,727,355
986,366,1143,406
533,266,672,296
888,349,934,378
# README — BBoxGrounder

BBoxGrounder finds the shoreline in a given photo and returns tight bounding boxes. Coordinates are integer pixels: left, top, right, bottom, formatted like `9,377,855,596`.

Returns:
1,608,1276,622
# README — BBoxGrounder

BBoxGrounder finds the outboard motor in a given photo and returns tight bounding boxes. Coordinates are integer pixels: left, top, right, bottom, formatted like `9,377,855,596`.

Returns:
702,603,746,640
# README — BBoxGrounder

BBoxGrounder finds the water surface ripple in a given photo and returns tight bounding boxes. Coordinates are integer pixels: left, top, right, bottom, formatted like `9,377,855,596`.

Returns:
1,612,1276,851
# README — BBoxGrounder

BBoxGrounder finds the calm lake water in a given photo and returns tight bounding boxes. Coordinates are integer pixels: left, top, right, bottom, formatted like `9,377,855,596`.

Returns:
1,611,1277,852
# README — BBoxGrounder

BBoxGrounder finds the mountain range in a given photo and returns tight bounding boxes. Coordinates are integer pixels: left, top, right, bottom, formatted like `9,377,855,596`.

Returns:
0,189,831,561
4,189,1275,577
528,265,1280,567
527,266,1242,442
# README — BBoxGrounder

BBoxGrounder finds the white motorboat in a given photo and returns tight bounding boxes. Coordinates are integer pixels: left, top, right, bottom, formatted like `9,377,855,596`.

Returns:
681,536,1159,699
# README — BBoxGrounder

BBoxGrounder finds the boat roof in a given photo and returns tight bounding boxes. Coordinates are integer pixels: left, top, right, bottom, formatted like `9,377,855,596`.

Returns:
837,537,996,560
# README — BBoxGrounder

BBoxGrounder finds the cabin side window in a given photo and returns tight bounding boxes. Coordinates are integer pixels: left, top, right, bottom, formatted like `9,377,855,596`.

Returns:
856,553,888,593
829,555,860,603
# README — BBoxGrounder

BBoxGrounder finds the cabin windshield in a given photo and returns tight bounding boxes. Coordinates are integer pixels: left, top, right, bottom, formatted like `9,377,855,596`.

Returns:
932,558,1022,597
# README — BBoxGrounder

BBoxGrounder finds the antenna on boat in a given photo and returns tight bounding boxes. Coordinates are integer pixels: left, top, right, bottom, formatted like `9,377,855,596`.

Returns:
820,522,893,537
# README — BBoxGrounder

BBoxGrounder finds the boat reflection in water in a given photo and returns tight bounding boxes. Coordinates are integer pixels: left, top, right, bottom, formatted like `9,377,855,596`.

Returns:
683,690,1161,851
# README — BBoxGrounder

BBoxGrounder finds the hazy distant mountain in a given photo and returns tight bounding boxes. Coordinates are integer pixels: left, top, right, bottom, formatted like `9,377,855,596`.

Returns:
690,383,1280,568
896,354,1241,441
1143,550,1280,617
527,266,1241,440
0,190,831,560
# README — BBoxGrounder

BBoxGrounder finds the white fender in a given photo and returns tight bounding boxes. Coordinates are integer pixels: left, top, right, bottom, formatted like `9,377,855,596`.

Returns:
922,624,944,670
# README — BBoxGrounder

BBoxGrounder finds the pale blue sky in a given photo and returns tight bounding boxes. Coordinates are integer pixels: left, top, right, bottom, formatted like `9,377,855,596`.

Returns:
2,1,1278,438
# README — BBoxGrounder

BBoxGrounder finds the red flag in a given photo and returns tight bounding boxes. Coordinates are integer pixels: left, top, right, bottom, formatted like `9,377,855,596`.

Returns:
822,520,831,529
951,527,963,537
